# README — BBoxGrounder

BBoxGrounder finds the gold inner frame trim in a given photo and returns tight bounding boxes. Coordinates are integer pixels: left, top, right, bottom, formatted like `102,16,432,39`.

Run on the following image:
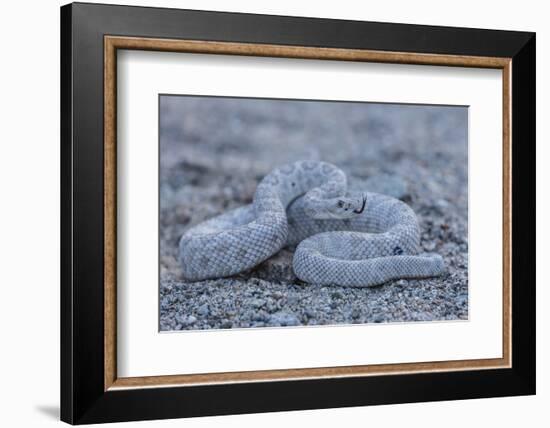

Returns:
104,35,512,391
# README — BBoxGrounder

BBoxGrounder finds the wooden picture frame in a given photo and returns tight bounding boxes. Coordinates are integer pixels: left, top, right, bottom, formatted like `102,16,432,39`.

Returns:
61,2,535,424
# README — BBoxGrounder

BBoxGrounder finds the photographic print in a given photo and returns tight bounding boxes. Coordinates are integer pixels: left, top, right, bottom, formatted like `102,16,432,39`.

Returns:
159,95,468,331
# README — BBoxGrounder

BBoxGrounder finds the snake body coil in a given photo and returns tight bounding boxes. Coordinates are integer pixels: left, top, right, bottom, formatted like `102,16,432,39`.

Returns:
179,161,445,287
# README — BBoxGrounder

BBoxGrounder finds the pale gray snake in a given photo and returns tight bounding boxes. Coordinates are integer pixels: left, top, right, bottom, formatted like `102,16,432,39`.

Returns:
179,160,445,287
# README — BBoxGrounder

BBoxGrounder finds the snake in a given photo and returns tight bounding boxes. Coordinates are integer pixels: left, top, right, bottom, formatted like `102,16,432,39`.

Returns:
178,160,445,287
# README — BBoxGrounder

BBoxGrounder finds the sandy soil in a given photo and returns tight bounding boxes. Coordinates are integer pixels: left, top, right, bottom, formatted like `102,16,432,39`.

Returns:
159,96,468,330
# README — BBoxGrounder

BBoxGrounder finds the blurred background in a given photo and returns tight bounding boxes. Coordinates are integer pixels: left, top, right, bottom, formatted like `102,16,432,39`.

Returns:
159,95,468,330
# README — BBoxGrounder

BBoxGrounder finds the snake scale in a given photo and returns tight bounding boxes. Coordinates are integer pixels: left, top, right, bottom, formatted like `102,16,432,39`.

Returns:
179,160,445,287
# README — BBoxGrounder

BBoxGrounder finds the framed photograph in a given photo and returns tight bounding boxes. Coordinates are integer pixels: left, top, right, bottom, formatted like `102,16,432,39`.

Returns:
60,2,535,424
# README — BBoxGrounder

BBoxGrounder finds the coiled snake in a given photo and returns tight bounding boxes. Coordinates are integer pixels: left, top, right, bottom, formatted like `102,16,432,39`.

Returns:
179,160,445,287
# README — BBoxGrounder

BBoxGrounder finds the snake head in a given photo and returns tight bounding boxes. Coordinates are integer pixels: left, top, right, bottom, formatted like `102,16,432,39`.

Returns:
310,193,367,220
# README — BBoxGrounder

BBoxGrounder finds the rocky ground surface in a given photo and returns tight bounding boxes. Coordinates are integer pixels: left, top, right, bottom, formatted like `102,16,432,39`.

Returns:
159,96,468,331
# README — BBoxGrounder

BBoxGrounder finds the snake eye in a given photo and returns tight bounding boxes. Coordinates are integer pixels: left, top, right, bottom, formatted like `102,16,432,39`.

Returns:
337,200,344,208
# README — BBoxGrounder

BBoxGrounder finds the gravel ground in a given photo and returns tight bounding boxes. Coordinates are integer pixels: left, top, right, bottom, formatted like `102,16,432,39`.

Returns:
159,96,468,331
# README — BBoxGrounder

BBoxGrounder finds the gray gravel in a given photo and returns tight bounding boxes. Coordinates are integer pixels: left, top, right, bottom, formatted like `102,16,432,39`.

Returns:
159,96,468,331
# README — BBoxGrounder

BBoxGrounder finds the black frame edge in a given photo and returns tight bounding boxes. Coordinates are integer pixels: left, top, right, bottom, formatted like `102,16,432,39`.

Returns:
71,1,533,57
510,33,536,393
60,3,74,425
